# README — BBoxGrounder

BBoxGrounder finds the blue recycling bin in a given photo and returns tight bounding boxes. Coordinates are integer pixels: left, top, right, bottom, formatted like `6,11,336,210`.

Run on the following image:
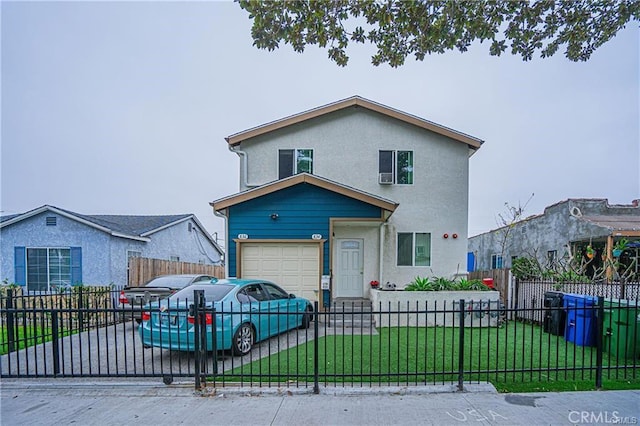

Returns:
564,294,598,347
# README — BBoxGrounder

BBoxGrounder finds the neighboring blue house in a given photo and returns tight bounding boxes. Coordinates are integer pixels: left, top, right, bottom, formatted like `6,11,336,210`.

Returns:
0,205,224,291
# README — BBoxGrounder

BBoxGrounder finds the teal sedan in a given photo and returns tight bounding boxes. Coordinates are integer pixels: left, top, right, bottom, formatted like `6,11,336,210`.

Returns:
139,279,314,355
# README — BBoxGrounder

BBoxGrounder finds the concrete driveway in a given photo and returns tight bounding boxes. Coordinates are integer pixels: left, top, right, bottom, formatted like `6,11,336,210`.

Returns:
1,319,322,380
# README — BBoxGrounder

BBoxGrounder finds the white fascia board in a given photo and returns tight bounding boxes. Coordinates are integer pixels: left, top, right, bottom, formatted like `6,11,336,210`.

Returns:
139,216,192,237
0,205,112,234
111,232,151,242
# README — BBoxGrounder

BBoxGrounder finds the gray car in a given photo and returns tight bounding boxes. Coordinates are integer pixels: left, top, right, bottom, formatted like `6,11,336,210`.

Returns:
118,274,217,323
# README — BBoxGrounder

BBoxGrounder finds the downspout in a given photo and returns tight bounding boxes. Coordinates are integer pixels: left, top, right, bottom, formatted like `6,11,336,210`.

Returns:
214,209,230,279
379,221,387,285
229,144,260,189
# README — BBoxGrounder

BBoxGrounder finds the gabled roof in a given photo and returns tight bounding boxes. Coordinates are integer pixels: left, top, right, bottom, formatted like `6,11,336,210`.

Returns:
211,173,398,218
225,95,483,153
0,205,222,251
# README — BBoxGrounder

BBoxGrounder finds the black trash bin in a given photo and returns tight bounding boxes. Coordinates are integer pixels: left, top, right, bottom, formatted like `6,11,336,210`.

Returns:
543,291,565,336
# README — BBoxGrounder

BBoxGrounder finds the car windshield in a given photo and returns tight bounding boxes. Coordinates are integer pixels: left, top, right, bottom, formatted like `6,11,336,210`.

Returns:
145,276,203,289
169,284,234,303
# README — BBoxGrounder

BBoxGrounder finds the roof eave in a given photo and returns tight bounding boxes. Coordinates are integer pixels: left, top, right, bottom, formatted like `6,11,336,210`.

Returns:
225,96,483,150
0,205,113,234
211,174,399,214
139,215,192,237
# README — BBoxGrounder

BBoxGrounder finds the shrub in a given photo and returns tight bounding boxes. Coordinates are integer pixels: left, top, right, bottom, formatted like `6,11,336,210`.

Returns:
405,276,433,291
405,276,490,291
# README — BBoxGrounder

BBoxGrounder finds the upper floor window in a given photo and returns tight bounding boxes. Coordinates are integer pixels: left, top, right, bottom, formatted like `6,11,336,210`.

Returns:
397,232,431,266
379,150,413,185
491,254,503,269
279,149,313,179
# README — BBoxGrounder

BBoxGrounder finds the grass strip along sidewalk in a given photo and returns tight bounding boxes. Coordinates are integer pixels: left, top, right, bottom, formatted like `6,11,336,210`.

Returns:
223,322,640,393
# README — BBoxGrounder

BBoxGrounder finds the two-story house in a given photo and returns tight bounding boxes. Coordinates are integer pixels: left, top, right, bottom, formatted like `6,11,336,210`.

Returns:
211,96,483,305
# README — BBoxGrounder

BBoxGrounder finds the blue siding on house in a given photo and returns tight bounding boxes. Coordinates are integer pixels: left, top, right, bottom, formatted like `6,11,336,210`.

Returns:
228,183,382,275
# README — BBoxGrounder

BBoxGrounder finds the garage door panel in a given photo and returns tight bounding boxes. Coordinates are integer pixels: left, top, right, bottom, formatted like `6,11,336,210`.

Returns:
241,243,320,302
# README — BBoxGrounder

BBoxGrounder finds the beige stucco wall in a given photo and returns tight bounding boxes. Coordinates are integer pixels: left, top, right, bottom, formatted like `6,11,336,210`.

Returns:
370,290,501,327
237,107,471,286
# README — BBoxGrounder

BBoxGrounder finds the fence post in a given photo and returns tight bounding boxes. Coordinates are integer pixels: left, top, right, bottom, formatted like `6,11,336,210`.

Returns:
595,297,604,390
458,299,465,392
52,310,61,376
5,289,16,353
193,289,205,390
77,287,84,333
313,301,319,394
211,306,217,379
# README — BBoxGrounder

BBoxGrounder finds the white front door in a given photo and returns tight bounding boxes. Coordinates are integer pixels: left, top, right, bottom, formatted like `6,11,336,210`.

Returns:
335,239,363,298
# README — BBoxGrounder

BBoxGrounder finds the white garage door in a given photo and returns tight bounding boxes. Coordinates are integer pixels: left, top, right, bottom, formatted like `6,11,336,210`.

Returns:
241,242,320,302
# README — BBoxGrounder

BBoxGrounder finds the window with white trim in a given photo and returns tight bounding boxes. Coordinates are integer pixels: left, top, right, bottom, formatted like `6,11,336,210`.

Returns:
279,149,313,179
379,150,413,185
27,248,71,292
491,254,503,269
397,232,431,266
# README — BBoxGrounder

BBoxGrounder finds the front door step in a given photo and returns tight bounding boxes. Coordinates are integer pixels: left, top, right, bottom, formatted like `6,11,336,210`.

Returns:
326,298,374,329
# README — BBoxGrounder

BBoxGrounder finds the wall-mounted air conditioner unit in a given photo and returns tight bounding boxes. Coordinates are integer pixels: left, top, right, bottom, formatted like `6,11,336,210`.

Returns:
378,172,393,184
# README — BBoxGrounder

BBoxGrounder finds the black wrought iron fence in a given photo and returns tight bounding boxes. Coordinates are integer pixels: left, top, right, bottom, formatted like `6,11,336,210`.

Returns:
1,289,638,392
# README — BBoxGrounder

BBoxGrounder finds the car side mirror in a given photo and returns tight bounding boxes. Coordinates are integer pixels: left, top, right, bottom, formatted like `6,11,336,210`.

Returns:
289,293,296,299
188,303,195,317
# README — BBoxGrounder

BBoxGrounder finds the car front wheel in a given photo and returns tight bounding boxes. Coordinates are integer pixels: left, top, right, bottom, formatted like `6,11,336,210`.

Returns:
232,323,254,356
299,305,313,329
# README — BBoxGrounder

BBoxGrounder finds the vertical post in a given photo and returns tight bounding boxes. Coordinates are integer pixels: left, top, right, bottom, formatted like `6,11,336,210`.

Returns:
52,310,61,376
6,289,16,353
193,289,205,390
313,301,319,394
595,297,604,390
211,306,217,378
458,299,465,392
77,287,84,332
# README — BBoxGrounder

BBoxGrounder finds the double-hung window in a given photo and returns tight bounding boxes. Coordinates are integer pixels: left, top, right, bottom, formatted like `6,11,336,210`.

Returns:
379,150,413,185
27,248,71,291
279,149,313,179
397,232,431,266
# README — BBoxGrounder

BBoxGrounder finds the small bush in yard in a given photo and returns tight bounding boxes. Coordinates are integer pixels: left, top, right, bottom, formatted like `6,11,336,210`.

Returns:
405,277,489,291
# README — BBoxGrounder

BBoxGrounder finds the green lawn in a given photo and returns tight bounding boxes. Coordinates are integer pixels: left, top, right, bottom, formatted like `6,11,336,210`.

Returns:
222,322,640,392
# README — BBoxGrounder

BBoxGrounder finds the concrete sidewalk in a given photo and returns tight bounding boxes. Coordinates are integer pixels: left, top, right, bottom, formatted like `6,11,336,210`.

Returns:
1,379,638,425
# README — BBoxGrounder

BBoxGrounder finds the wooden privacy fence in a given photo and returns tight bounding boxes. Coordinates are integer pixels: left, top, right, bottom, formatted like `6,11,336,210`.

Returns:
127,257,225,287
468,269,511,304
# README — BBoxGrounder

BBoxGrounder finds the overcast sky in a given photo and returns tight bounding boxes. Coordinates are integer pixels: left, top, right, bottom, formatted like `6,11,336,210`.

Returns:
2,1,639,249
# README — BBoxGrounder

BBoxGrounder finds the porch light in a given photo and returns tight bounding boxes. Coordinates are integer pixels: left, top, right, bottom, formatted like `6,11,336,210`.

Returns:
270,213,279,220
443,233,449,239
